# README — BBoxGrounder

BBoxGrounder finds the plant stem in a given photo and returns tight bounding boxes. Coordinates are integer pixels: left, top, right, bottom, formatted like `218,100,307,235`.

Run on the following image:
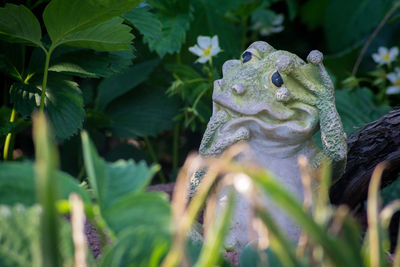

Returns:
3,108,17,160
172,122,180,172
352,2,400,76
40,48,53,112
144,137,166,183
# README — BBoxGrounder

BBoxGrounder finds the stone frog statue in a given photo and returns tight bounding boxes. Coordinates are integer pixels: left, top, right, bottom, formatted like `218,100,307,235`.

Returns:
190,41,347,249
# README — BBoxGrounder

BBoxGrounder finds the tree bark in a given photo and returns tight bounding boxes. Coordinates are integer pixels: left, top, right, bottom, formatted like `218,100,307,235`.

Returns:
330,108,400,207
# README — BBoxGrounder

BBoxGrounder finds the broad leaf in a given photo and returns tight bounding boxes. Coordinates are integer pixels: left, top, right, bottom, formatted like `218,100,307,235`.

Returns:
0,205,80,267
100,227,171,267
0,161,90,206
324,0,394,52
43,0,141,45
103,192,171,234
10,74,85,140
144,11,193,57
57,18,134,51
81,131,159,210
0,42,26,80
124,5,162,40
95,59,159,110
81,132,169,237
49,47,134,78
105,86,180,137
335,87,391,135
0,4,42,47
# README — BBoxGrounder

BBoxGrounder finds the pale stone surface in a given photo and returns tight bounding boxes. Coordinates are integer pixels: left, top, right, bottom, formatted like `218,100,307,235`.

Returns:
191,41,347,250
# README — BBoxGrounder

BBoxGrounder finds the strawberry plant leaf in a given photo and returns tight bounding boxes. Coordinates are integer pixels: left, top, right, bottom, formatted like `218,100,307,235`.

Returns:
145,13,192,57
105,86,180,137
0,4,42,47
57,17,134,51
123,5,162,40
81,131,159,210
0,161,90,206
10,74,85,141
43,0,141,45
49,47,134,78
95,59,159,110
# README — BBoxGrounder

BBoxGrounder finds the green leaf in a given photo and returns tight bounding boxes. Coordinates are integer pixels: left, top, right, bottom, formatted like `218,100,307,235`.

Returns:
43,0,141,45
0,42,26,80
105,86,180,137
284,0,299,20
0,4,42,47
0,107,12,137
57,17,134,51
0,205,78,267
49,47,134,78
81,131,159,210
9,82,39,118
10,74,85,140
335,88,391,136
0,205,42,267
188,1,242,62
95,59,159,110
324,0,394,52
144,12,193,57
103,192,171,234
0,161,91,206
100,227,171,267
124,6,162,40
300,0,330,30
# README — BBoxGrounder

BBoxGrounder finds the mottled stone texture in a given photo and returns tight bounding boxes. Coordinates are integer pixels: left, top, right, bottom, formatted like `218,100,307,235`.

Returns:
190,41,347,249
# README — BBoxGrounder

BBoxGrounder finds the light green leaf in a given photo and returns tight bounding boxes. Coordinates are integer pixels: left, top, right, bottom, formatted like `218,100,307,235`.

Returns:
144,13,192,57
0,4,42,47
0,161,90,206
124,6,162,40
57,18,134,51
81,131,159,210
324,0,394,52
43,0,141,45
10,74,85,140
49,47,134,78
95,59,159,110
105,86,180,137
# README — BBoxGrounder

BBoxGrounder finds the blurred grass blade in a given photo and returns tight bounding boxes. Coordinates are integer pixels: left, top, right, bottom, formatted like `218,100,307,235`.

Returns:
251,170,358,266
254,204,299,267
69,193,88,267
194,189,235,267
33,111,60,267
366,162,387,267
394,223,400,267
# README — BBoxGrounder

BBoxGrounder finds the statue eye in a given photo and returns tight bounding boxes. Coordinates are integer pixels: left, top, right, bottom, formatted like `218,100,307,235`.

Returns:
270,71,284,88
242,51,252,63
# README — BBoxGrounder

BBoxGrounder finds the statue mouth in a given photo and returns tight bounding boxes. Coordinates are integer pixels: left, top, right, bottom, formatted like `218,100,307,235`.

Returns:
214,101,319,141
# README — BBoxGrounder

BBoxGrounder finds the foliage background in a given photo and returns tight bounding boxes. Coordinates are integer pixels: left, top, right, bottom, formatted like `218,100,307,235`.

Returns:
0,0,399,265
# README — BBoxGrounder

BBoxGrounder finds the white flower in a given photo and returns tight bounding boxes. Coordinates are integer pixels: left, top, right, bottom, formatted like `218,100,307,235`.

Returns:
253,14,284,36
372,46,398,65
189,35,221,64
386,67,400,94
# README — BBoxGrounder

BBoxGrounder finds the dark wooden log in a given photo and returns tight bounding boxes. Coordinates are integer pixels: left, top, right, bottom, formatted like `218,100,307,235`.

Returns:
330,108,400,251
330,108,400,207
